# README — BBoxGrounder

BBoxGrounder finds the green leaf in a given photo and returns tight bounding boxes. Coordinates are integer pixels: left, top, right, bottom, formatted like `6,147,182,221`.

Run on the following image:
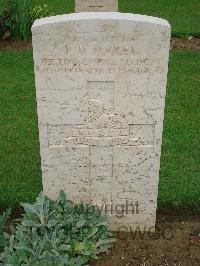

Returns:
85,228,98,240
59,190,67,203
75,242,85,251
98,244,113,253
21,203,38,215
76,256,82,266
76,218,86,228
51,249,60,256
96,238,116,247
3,232,11,240
22,220,39,227
58,244,71,251
47,220,57,228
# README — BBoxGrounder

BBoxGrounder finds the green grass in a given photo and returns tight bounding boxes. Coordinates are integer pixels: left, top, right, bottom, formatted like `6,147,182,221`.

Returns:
1,0,199,36
119,0,200,37
0,51,42,206
158,51,200,209
40,0,200,36
0,51,199,209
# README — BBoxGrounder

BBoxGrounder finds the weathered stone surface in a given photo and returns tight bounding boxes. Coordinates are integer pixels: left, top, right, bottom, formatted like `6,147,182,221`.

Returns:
75,0,118,12
32,13,171,231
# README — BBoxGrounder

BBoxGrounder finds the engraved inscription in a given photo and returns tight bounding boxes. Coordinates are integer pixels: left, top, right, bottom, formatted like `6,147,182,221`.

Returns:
64,33,138,44
37,58,154,74
65,45,135,56
48,124,154,147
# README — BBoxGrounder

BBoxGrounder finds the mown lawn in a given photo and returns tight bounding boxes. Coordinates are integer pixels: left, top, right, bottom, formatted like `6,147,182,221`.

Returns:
0,51,41,206
119,0,200,37
40,0,200,36
0,0,199,36
158,51,200,209
0,50,199,208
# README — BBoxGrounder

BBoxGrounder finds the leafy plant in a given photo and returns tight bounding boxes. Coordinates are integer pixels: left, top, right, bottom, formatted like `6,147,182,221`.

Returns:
10,0,35,40
0,208,11,249
3,191,116,265
0,0,13,39
0,0,52,40
30,3,52,22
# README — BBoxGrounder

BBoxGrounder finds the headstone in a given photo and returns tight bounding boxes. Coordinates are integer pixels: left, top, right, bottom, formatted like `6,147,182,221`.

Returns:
75,0,118,12
32,13,170,231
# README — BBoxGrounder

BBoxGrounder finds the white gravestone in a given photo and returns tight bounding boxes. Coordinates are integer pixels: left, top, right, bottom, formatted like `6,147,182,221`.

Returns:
75,0,118,12
32,13,170,231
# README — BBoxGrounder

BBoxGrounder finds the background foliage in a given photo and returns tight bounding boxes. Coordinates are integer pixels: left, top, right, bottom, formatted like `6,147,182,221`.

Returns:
0,0,200,37
0,0,52,40
0,208,11,249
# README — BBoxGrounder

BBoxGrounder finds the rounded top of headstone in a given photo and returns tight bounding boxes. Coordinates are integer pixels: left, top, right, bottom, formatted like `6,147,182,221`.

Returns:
32,12,170,30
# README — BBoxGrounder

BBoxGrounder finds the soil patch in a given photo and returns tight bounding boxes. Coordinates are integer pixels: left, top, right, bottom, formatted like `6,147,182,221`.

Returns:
0,40,32,51
0,37,200,51
171,37,200,51
93,214,200,266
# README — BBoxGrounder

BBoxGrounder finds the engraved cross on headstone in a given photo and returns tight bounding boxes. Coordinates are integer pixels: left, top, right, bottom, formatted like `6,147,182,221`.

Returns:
48,81,155,206
75,0,118,12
